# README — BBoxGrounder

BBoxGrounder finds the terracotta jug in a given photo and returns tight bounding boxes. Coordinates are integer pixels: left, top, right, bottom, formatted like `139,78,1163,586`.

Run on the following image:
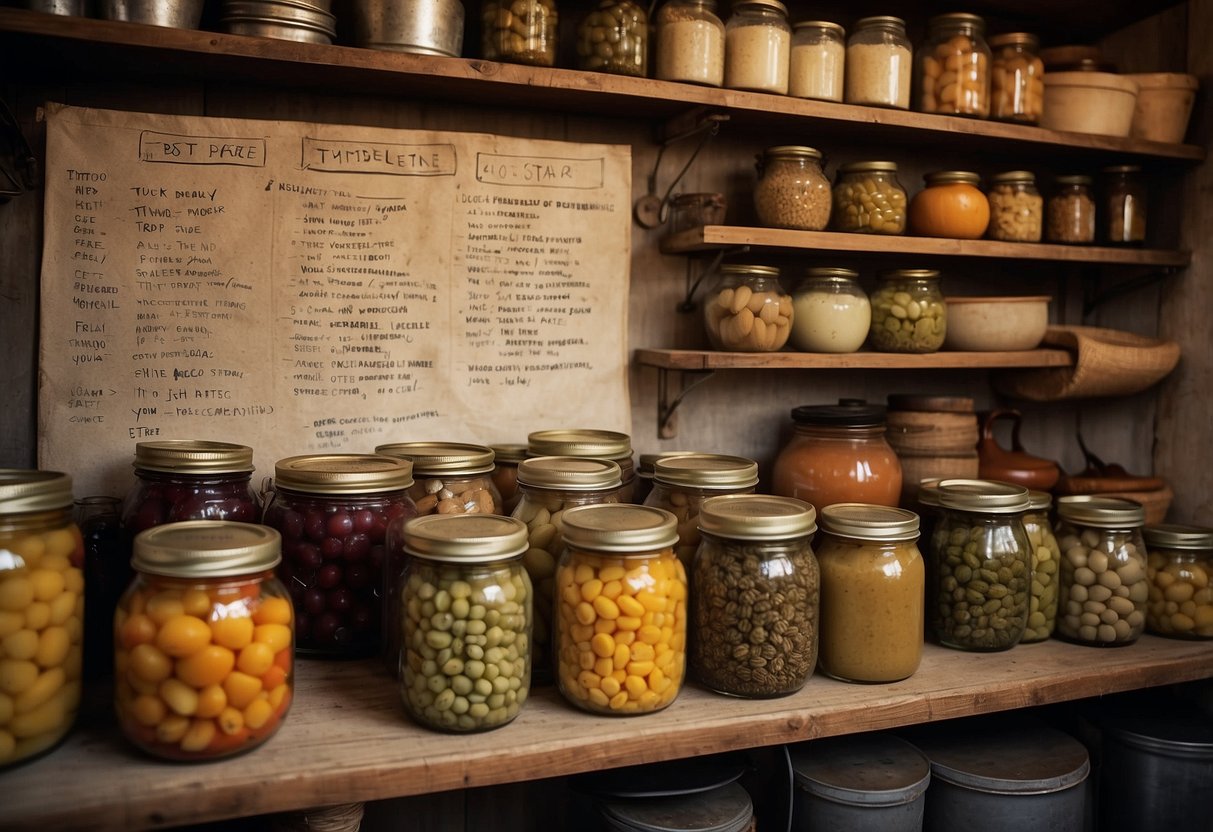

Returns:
977,409,1061,491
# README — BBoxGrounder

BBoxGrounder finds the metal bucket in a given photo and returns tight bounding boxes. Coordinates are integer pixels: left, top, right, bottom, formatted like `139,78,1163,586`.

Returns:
100,0,205,28
353,0,465,57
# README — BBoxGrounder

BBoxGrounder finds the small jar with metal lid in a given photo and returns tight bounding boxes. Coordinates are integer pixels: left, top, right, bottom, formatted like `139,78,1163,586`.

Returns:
929,479,1032,651
986,171,1043,242
0,470,84,768
263,454,418,658
398,514,532,732
703,264,794,352
1103,164,1147,244
789,20,844,101
1054,496,1149,646
844,16,912,109
753,145,832,231
511,456,622,682
816,503,924,682
1020,490,1062,643
528,428,636,503
772,400,903,511
831,161,908,235
481,0,557,66
691,494,818,698
576,0,648,76
121,440,260,537
115,521,293,761
554,504,686,715
990,32,1044,123
654,0,724,87
867,269,947,354
790,268,871,353
375,442,503,517
488,442,528,515
644,453,760,565
917,12,991,117
1144,524,1213,639
1046,175,1096,243
724,0,790,94
908,171,990,239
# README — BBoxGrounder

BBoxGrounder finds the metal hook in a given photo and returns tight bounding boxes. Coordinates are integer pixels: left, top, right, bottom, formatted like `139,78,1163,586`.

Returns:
634,113,728,229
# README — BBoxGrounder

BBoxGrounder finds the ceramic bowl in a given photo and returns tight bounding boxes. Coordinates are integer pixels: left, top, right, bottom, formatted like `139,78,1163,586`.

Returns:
945,296,1050,351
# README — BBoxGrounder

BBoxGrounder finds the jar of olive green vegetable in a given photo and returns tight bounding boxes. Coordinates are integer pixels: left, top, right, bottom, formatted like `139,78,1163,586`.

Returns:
831,161,907,235
867,269,946,353
399,514,532,733
929,479,1031,651
1020,490,1061,643
576,0,649,76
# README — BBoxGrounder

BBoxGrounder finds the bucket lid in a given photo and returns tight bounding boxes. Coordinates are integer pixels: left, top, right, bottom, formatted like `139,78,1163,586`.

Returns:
1104,714,1213,759
573,753,747,799
916,721,1090,794
598,782,754,832
790,734,931,807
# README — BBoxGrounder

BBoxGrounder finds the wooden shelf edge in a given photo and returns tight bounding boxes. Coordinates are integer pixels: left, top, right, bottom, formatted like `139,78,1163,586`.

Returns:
634,348,1074,371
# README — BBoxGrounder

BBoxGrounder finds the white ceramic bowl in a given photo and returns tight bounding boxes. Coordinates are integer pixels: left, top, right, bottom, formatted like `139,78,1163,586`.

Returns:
1041,72,1139,137
1127,73,1199,144
945,296,1050,351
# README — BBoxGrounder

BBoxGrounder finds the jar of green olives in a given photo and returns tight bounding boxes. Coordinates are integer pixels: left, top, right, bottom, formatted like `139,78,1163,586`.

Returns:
1020,490,1061,643
831,161,907,235
482,0,558,66
576,0,649,76
867,269,946,353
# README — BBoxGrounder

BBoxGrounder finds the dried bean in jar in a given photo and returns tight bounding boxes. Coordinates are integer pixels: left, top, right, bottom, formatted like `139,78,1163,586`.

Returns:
1020,502,1061,643
1056,528,1148,646
753,146,831,231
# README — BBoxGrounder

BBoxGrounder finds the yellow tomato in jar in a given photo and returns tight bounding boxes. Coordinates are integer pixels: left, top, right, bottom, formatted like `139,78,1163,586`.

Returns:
909,171,990,239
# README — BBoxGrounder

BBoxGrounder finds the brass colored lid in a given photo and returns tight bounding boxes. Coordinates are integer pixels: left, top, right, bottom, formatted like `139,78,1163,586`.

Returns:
0,469,74,514
838,161,899,174
488,443,528,464
853,15,905,31
516,456,623,490
638,451,697,476
937,479,1030,514
133,440,254,474
989,32,1039,50
761,145,822,162
1027,490,1053,512
698,494,816,540
133,520,281,577
819,503,920,541
375,442,494,476
1143,524,1213,551
990,170,1037,185
803,267,859,281
560,504,679,552
719,264,781,279
917,479,943,508
527,429,632,461
273,454,414,494
1056,495,1146,528
652,454,760,490
1055,175,1093,186
401,515,528,563
924,171,981,187
733,0,787,14
879,268,941,281
928,12,985,33
793,20,844,36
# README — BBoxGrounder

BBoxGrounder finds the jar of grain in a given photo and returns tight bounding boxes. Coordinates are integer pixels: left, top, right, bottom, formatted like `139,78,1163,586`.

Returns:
655,0,724,87
576,0,648,77
917,12,990,118
844,16,912,109
481,0,558,66
643,453,760,565
1102,165,1147,244
724,0,790,94
867,269,946,354
990,32,1044,123
986,170,1043,242
831,161,907,235
789,20,844,101
1046,175,1096,244
691,494,819,698
702,264,794,352
789,268,870,353
908,170,990,239
816,503,923,683
1019,490,1061,643
753,145,831,230
1143,523,1213,639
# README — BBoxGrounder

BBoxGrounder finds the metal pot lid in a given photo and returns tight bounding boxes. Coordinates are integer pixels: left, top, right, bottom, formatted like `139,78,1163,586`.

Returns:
1143,523,1213,550
401,514,528,563
560,504,678,552
791,399,886,427
1104,713,1213,757
516,456,622,491
598,782,754,832
652,454,759,489
818,503,919,541
916,721,1090,794
790,734,931,806
937,479,1030,514
0,469,74,514
375,441,495,476
133,439,255,474
133,520,281,577
698,494,816,540
1056,495,1145,528
273,454,414,494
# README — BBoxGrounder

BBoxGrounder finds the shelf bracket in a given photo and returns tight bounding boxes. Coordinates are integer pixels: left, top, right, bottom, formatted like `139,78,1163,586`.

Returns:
1082,266,1179,318
633,112,729,229
656,366,715,439
678,248,731,313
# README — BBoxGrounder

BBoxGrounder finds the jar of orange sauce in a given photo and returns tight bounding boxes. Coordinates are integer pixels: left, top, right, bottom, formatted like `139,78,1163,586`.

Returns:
771,400,903,512
908,170,990,239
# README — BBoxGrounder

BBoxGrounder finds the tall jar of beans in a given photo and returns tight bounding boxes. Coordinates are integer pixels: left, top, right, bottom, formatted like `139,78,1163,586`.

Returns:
723,0,791,94
917,13,991,118
554,504,686,715
481,0,558,66
528,428,636,503
753,145,832,231
655,0,725,87
1054,496,1149,647
1019,491,1062,643
398,515,532,732
116,521,293,761
0,470,84,767
643,453,760,566
1143,524,1213,639
263,454,417,658
691,494,819,698
703,264,794,352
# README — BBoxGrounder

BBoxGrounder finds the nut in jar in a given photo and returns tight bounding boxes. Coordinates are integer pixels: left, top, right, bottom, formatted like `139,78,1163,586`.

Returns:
375,442,502,517
831,161,907,235
703,264,793,352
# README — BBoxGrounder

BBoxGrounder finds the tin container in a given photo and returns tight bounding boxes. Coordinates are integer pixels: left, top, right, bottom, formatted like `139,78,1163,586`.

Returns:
354,0,465,56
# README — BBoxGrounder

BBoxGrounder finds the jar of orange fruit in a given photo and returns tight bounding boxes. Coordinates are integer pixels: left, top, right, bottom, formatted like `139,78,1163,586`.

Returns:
115,521,293,761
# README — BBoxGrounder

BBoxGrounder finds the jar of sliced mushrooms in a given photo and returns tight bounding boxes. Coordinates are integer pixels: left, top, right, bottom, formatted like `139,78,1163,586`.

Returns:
831,161,907,235
753,145,832,231
1143,523,1213,639
576,0,648,77
643,453,760,566
482,0,558,66
1020,490,1061,643
986,170,1043,242
703,264,794,352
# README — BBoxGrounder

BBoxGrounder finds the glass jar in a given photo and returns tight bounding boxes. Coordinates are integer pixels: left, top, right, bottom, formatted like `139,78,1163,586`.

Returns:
908,171,990,239
1020,490,1061,643
916,477,943,548
375,442,503,517
115,521,293,761
753,145,832,231
644,453,760,565
263,454,417,658
528,428,636,503
1054,496,1149,646
0,470,83,768
691,494,819,697
816,503,923,682
488,442,528,515
668,191,728,233
481,0,557,66
121,440,260,536
724,0,790,94
831,161,908,235
772,400,903,511
929,479,1031,651
844,16,912,109
398,515,531,732
1143,524,1213,639
634,451,697,505
577,0,648,77
789,268,871,353
789,20,845,101
989,32,1044,123
554,504,686,715
1103,165,1147,244
75,495,123,680
986,171,1043,242
703,264,793,352
654,0,724,87
1046,175,1096,244
512,456,622,682
867,269,947,354
917,13,990,118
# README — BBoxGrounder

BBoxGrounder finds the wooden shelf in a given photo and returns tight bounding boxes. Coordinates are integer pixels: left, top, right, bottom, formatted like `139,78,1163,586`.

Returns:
635,348,1074,371
2,637,1210,830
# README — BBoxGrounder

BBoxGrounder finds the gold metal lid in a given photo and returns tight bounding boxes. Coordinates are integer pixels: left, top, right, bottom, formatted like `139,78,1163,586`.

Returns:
917,478,943,508
928,12,985,32
1102,165,1143,174
1027,490,1053,511
561,504,679,552
273,454,414,494
720,264,781,279
133,440,254,474
401,515,528,563
527,429,632,461
853,15,905,31
516,456,623,490
924,171,981,187
1143,523,1213,551
1056,495,1146,528
937,479,1030,514
0,469,74,515
132,520,281,577
375,442,495,476
761,145,823,162
733,0,787,14
1055,175,1093,186
652,454,760,490
879,269,941,281
793,20,844,35
989,32,1039,49
698,494,816,540
838,161,899,174
819,503,919,541
488,443,528,464
638,451,697,476
991,170,1037,185
803,267,860,281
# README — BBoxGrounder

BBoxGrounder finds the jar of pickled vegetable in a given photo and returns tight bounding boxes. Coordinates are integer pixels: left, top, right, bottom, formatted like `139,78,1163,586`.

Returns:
528,429,636,503
929,479,1031,651
703,264,794,352
398,515,532,732
753,146,832,231
0,469,84,768
263,454,417,658
375,442,502,517
1020,490,1061,643
554,504,686,715
115,521,293,761
989,32,1044,123
643,453,760,565
1055,496,1149,646
488,443,528,515
577,0,648,76
1143,524,1213,639
867,269,947,354
482,0,558,66
816,503,923,682
691,494,818,697
917,12,991,118
831,161,907,235
654,0,725,86
908,171,990,239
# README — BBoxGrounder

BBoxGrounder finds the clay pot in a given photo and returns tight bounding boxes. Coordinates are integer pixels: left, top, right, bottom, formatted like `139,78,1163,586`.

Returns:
977,409,1061,491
